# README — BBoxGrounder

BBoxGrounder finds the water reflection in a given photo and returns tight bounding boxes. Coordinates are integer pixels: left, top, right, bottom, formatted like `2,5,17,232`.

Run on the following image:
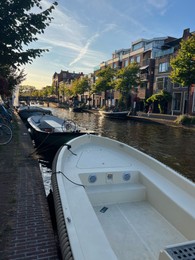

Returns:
39,162,52,196
38,107,195,194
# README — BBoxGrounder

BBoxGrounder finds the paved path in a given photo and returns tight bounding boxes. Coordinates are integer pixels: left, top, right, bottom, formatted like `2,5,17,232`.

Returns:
0,112,60,259
128,112,178,125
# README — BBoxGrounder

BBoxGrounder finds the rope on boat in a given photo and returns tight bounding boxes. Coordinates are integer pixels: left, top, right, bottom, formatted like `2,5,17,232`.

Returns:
28,132,51,157
51,171,74,260
53,171,85,188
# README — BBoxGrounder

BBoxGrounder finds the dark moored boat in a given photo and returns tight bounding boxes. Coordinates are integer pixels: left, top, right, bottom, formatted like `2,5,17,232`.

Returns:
99,110,129,119
27,114,95,152
18,106,52,121
69,106,83,112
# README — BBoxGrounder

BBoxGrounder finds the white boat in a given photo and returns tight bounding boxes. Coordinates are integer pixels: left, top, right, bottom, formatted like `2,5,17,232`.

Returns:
99,110,129,119
27,114,94,152
52,134,195,260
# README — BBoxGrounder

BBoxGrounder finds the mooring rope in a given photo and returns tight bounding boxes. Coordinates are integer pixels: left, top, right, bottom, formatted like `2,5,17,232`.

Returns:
53,170,85,188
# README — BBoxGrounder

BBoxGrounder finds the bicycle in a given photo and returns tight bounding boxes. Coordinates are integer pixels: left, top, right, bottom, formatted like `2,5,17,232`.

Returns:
0,104,13,128
0,122,12,145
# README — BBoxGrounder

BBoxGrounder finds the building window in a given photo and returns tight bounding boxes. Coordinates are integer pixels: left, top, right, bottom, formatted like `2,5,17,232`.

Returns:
159,62,169,72
136,55,140,63
171,82,180,88
156,78,164,90
130,57,134,63
173,92,182,111
124,59,128,67
132,42,143,51
156,77,169,90
113,63,117,69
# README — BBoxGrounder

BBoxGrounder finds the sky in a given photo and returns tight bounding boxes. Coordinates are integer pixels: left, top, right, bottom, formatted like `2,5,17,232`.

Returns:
22,0,195,89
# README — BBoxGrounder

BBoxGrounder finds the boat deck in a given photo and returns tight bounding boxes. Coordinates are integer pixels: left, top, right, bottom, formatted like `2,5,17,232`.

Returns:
54,135,195,260
94,201,187,260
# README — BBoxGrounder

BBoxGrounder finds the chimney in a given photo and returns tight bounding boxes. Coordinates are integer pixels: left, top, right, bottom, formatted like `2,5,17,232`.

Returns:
182,28,190,39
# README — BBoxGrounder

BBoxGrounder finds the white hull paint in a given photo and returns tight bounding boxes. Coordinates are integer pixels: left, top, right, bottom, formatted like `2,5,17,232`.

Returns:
52,134,195,260
99,110,129,119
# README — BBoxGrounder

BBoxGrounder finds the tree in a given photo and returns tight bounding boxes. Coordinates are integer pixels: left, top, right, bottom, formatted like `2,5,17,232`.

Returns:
0,68,26,97
59,82,67,102
170,35,195,114
72,77,89,96
0,0,57,69
0,0,57,96
115,63,140,109
19,85,36,97
93,67,115,107
146,90,172,114
8,69,26,92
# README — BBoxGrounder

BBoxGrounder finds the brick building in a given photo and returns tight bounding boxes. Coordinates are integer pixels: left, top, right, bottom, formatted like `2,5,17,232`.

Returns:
52,70,84,101
94,28,195,115
52,28,195,115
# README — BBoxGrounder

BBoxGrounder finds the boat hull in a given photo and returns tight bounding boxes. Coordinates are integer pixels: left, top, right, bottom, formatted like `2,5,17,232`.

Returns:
28,114,94,152
18,106,52,121
52,134,195,260
29,127,88,151
99,110,129,119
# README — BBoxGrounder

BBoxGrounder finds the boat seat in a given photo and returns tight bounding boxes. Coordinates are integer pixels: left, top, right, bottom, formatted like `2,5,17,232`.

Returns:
140,172,195,240
38,120,63,132
86,183,146,206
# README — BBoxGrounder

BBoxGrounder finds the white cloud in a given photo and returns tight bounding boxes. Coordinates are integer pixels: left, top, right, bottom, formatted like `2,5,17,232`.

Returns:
69,33,99,66
147,0,168,9
102,23,117,34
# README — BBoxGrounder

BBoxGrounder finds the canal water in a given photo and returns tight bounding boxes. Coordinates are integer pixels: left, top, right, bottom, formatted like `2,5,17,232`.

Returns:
37,107,195,195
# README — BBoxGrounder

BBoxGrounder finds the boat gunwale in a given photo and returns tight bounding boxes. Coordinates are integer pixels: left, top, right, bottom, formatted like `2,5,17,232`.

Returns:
53,134,195,259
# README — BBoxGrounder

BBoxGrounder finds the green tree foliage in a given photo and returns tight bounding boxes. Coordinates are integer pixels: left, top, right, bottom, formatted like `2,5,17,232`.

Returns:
41,85,55,97
93,67,115,105
0,66,26,97
19,85,37,97
64,86,74,98
9,68,26,88
0,69,26,96
146,90,172,114
0,0,57,69
170,35,195,113
59,82,67,101
0,0,57,96
94,67,115,93
72,77,89,95
115,63,140,92
115,63,140,109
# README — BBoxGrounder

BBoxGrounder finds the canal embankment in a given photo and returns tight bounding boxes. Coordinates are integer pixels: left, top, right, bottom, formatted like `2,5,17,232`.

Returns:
128,111,178,126
129,111,195,129
0,111,60,259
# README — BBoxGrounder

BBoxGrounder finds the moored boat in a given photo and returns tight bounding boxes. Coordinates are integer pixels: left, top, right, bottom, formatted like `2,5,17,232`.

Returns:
18,105,52,121
52,134,195,260
27,114,95,152
69,106,83,112
99,110,129,119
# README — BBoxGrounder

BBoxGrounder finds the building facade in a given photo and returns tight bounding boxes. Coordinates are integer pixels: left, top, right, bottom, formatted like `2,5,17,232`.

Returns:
93,28,195,115
52,28,195,115
52,70,84,102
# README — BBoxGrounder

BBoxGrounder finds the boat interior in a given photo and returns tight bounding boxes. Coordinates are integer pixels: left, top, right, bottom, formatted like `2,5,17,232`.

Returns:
76,171,195,260
38,119,63,132
29,115,78,133
78,169,195,260
55,135,195,260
